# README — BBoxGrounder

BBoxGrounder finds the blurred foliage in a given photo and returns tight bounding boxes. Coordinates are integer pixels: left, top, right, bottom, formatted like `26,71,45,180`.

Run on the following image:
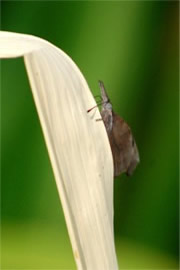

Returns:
1,1,179,269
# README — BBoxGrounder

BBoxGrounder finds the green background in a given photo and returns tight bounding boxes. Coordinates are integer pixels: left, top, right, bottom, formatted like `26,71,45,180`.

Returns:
1,1,179,269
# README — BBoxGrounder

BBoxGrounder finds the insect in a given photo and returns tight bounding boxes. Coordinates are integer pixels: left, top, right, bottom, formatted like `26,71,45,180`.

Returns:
88,81,140,177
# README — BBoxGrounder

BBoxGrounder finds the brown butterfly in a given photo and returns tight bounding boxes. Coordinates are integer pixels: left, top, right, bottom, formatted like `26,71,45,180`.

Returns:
88,81,140,177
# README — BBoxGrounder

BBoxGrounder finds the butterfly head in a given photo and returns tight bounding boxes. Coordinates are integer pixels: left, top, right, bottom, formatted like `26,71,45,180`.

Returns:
98,80,112,111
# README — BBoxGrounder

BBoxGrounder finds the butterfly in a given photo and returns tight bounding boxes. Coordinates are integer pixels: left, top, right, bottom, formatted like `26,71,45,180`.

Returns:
88,81,140,177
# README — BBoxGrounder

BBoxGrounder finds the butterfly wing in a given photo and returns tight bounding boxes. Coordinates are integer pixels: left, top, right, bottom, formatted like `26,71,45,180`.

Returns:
110,113,139,177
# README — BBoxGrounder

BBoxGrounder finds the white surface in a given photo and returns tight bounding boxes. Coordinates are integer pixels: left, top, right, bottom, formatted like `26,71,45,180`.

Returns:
0,31,118,270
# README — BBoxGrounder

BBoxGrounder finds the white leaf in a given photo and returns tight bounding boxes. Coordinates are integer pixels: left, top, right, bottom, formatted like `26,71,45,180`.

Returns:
0,31,118,270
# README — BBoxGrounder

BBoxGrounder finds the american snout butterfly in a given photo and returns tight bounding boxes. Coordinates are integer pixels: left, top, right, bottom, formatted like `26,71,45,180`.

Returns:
88,81,140,177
